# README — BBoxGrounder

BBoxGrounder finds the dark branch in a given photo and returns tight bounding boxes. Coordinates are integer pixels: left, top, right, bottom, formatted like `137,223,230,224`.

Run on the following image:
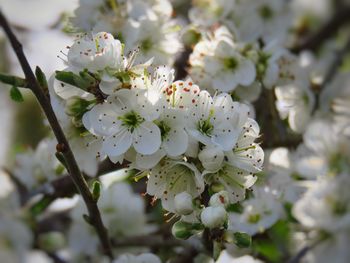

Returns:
0,10,114,259
291,6,350,53
312,35,350,113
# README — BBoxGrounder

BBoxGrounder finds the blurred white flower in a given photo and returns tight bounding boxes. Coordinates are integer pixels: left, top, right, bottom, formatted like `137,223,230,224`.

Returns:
228,190,284,235
113,253,161,263
293,174,350,233
13,138,64,190
0,0,77,30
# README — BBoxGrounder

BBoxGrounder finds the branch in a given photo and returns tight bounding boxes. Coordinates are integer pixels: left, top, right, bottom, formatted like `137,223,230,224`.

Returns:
291,5,350,53
112,235,185,249
312,35,350,113
0,10,114,259
287,237,325,263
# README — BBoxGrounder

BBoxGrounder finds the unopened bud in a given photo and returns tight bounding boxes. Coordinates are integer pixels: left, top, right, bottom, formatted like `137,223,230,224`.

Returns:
198,146,224,171
209,191,230,208
174,192,193,215
201,206,227,229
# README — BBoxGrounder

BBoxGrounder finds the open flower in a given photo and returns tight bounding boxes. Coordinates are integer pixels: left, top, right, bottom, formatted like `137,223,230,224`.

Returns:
136,108,188,169
67,32,124,72
146,160,205,212
189,26,256,93
83,88,162,160
229,190,284,235
186,91,252,151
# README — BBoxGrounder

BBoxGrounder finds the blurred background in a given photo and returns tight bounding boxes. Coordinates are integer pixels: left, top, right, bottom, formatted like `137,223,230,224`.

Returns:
0,0,79,168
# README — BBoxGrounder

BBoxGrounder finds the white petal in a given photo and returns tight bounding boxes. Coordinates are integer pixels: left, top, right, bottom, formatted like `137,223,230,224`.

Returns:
133,122,161,155
163,128,188,156
235,59,256,86
212,122,238,151
136,149,165,170
83,104,120,136
102,128,132,156
227,144,264,173
99,78,122,95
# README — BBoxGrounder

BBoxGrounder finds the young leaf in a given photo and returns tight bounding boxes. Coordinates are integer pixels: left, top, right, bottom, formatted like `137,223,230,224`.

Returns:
35,66,48,91
10,85,24,102
92,181,101,202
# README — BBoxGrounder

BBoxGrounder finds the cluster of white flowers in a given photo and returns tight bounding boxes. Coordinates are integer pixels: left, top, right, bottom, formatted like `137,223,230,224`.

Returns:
71,0,182,66
49,31,264,235
2,0,350,262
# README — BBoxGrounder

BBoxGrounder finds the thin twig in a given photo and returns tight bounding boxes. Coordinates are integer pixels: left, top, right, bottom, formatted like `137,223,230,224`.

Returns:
112,235,185,249
312,35,350,113
291,5,350,53
287,237,325,263
0,10,114,259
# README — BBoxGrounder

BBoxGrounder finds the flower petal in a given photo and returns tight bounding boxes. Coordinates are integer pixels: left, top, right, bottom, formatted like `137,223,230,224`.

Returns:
133,122,161,155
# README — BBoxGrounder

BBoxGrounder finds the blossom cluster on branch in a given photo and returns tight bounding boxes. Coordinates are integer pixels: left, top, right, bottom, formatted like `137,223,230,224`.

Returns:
0,0,350,262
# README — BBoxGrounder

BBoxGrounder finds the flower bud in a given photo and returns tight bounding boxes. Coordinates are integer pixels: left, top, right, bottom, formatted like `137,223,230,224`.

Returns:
174,192,193,215
198,146,224,171
201,206,227,229
209,191,230,208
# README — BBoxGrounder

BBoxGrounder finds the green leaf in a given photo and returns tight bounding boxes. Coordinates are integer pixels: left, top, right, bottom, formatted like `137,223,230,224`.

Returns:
30,196,54,216
10,86,24,102
0,73,26,87
92,181,101,202
268,220,290,244
35,66,48,91
253,240,283,263
226,203,244,213
233,232,252,248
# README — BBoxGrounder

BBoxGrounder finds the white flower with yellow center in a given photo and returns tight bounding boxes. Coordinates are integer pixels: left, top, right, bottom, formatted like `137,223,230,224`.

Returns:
67,32,124,72
186,91,252,151
189,26,256,93
146,160,205,212
83,88,162,161
228,190,284,235
136,108,188,169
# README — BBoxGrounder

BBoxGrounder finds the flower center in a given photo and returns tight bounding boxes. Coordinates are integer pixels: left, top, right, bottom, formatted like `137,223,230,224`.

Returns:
256,51,271,79
118,111,144,132
141,39,153,52
198,118,214,136
247,213,261,224
223,57,239,70
155,120,171,140
259,5,274,20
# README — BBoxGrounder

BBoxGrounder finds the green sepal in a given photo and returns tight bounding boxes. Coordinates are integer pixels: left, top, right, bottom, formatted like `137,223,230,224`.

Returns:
55,70,90,90
233,232,252,248
172,220,204,240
